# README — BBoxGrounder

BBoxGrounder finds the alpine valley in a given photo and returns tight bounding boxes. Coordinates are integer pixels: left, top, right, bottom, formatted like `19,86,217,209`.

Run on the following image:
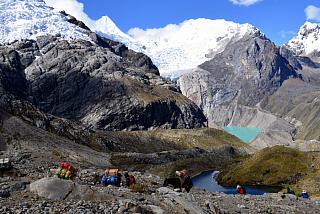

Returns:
0,0,320,213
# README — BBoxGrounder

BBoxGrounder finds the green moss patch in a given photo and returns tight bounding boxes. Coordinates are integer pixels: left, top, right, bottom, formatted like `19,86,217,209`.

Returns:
218,146,310,186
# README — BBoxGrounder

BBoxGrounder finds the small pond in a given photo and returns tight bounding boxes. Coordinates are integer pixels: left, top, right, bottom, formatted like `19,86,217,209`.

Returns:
192,171,281,195
223,126,262,143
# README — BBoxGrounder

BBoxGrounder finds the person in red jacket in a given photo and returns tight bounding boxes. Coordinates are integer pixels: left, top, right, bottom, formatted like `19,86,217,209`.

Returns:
237,185,246,195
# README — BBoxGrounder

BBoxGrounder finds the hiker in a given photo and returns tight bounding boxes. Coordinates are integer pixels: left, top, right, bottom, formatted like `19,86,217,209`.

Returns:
163,169,193,192
236,185,246,195
124,171,136,187
176,169,188,184
301,190,310,199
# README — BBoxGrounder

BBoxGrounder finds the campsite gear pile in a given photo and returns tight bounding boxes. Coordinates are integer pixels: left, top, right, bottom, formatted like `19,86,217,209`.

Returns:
55,162,75,179
101,169,136,187
101,169,121,186
51,163,137,188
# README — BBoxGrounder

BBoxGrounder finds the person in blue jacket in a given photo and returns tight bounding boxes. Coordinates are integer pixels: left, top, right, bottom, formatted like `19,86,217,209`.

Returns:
301,190,310,199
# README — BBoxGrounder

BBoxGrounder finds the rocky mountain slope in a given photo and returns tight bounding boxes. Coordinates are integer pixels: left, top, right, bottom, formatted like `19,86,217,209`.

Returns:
259,24,320,142
0,0,207,131
178,32,302,147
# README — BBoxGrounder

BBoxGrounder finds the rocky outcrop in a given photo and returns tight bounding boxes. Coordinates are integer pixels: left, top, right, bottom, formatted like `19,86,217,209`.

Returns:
177,34,302,148
0,35,206,131
260,79,320,141
179,34,297,128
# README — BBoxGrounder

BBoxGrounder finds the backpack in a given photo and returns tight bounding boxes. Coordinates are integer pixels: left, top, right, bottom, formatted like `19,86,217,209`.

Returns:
60,162,75,174
56,162,75,179
128,175,135,186
105,169,118,176
101,175,119,186
302,191,309,199
55,168,72,179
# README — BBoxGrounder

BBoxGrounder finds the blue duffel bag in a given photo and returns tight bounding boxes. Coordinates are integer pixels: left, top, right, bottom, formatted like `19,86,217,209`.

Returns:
101,175,119,186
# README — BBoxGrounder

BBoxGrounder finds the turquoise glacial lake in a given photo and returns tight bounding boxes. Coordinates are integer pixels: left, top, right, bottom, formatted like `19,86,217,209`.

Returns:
223,126,262,143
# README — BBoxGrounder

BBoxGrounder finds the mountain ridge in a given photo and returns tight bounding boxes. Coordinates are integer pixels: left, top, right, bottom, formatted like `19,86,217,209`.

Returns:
286,21,320,60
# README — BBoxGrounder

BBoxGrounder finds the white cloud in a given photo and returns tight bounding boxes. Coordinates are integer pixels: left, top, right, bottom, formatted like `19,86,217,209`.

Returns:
305,5,320,22
44,0,93,27
128,24,180,40
279,30,296,39
229,0,262,6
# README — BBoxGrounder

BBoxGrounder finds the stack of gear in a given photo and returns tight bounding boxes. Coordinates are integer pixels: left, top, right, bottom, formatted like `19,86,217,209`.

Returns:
101,169,120,186
56,162,75,179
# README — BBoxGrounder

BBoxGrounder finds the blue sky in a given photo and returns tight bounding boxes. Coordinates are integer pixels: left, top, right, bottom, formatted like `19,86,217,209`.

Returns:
74,0,320,45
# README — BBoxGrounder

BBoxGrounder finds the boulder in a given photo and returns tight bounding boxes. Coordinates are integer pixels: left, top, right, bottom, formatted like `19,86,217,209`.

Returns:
30,177,74,200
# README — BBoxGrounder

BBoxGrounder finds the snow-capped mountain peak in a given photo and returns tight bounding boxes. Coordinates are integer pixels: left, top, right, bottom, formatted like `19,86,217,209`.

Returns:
0,0,91,44
92,15,142,51
127,18,261,77
94,16,130,41
286,21,320,56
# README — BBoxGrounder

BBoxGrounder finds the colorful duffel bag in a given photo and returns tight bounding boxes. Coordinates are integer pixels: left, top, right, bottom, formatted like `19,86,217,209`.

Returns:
55,162,75,179
60,162,75,174
101,175,119,186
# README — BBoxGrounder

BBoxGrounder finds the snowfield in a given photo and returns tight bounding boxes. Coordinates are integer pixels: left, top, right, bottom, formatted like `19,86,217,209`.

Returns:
286,22,320,56
128,19,260,77
0,0,91,43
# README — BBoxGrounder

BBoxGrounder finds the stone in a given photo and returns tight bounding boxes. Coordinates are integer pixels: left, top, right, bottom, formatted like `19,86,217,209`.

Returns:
147,205,166,214
10,181,28,192
30,177,74,200
156,187,181,196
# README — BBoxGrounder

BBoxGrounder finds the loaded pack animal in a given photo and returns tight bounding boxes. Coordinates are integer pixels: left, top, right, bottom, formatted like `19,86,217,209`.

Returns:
163,175,193,192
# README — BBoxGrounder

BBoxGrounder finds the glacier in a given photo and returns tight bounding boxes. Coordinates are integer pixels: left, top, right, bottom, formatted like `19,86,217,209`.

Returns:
286,21,320,56
0,0,91,44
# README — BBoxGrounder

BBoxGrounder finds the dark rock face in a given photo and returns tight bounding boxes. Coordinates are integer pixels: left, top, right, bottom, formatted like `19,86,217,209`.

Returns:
179,34,298,127
0,36,206,131
200,35,298,106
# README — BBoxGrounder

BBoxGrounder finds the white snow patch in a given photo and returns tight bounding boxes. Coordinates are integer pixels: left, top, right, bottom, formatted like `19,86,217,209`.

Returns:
0,0,91,44
286,21,320,55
